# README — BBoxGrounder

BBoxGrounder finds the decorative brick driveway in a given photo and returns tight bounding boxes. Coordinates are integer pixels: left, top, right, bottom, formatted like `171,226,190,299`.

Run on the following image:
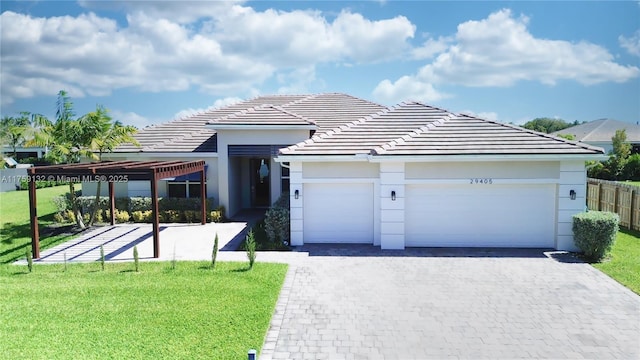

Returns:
261,246,640,360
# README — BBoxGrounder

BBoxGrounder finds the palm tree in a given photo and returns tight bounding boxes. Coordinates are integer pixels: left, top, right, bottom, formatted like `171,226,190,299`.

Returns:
26,90,98,228
0,113,30,159
79,106,139,225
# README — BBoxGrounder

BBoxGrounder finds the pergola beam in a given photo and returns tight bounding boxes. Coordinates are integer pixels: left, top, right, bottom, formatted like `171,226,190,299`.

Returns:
27,160,207,259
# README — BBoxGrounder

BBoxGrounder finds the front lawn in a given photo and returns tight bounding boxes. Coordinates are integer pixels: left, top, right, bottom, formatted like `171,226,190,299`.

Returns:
593,230,640,295
0,185,77,264
0,261,287,359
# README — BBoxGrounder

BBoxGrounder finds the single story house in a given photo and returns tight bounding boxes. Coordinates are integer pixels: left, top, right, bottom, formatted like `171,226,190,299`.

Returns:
88,93,605,251
551,118,640,154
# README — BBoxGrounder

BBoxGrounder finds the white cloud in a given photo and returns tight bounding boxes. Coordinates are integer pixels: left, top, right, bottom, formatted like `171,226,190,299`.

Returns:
111,110,156,129
276,66,324,94
1,5,415,105
373,76,449,105
374,9,639,104
411,36,452,60
459,110,499,122
620,30,640,57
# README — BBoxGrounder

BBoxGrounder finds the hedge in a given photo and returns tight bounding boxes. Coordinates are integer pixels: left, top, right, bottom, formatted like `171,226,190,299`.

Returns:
572,211,619,262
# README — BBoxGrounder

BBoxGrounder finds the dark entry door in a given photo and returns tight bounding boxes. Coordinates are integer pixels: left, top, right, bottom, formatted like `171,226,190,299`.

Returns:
250,158,270,207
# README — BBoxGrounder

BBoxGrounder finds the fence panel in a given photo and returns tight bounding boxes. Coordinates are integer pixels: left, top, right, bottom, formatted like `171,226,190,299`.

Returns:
599,184,617,213
587,182,600,210
586,178,640,231
617,187,633,228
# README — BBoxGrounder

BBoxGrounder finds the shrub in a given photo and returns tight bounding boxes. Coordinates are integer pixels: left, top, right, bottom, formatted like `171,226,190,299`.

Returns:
133,245,139,272
212,233,219,269
114,209,130,223
131,211,146,223
53,213,66,224
100,245,105,271
573,211,619,262
64,209,76,223
52,195,70,213
26,247,33,273
246,230,256,269
264,207,290,246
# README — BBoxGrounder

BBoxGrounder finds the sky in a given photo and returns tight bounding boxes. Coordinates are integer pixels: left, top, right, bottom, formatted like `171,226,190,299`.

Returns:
1,1,639,129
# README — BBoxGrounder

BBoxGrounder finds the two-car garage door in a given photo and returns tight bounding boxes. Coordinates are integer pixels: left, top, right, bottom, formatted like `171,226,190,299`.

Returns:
405,184,556,248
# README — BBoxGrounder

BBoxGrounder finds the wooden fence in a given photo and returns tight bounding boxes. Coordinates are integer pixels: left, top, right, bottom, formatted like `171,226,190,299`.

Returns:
586,178,640,231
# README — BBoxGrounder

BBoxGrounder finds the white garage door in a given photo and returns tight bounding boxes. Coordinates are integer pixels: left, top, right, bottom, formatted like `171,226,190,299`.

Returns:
405,184,555,248
303,183,374,243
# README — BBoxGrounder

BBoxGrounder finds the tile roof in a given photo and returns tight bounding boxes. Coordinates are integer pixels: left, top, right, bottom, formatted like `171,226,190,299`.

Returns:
551,118,640,142
209,104,315,126
115,93,384,153
280,102,605,157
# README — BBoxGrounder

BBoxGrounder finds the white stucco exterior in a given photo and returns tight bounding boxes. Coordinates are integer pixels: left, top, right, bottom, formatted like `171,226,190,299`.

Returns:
286,158,589,251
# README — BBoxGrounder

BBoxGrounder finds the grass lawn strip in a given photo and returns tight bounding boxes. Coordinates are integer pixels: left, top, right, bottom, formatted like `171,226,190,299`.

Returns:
0,185,74,264
0,261,287,359
593,230,640,295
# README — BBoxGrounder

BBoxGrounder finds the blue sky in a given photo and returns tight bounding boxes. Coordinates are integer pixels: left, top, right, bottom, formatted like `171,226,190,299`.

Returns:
1,1,639,128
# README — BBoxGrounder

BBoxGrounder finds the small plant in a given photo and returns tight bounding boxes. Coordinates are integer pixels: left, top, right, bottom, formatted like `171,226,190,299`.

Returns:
171,243,177,270
26,247,33,273
100,245,105,271
53,212,66,224
246,230,256,269
212,232,219,269
133,245,139,272
115,209,131,223
573,211,619,262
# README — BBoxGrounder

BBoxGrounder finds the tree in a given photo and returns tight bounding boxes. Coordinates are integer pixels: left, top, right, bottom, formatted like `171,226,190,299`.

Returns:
609,129,631,179
80,106,139,225
0,113,31,158
26,90,97,228
522,118,573,134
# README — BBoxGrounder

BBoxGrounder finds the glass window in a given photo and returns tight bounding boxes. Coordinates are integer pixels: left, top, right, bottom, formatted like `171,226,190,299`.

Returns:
168,183,187,198
281,162,290,193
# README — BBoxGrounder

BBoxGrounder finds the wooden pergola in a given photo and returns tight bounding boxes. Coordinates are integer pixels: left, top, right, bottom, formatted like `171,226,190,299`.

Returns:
27,160,207,259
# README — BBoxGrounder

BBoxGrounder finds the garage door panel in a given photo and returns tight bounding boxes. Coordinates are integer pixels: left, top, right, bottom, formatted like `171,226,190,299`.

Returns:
406,184,555,248
304,183,374,243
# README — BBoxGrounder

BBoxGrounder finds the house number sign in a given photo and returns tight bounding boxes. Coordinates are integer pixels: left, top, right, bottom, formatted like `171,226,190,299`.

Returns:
470,178,493,184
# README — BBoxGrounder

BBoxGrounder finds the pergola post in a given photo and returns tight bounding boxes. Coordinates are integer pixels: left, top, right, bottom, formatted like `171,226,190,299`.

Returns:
108,181,115,226
150,171,160,258
200,168,206,225
28,175,40,259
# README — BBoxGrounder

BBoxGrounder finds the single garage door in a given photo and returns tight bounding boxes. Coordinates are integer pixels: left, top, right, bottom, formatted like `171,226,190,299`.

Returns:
405,184,555,248
303,183,374,243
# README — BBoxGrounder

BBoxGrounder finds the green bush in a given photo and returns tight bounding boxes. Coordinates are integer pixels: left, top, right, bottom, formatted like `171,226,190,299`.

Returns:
131,211,146,223
114,209,130,223
573,211,619,262
264,207,290,246
245,230,256,269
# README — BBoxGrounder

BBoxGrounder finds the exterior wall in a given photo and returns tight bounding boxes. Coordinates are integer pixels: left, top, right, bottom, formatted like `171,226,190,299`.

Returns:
556,160,588,251
405,161,560,179
379,162,405,249
216,129,310,216
290,158,588,251
289,162,304,246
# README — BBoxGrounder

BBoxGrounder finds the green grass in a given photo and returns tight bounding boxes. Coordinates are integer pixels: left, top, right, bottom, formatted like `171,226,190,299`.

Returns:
0,261,287,359
620,181,640,187
593,230,640,295
0,185,75,264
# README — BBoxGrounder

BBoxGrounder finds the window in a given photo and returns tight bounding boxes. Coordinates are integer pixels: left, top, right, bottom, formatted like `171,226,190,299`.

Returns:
167,181,206,198
281,162,290,193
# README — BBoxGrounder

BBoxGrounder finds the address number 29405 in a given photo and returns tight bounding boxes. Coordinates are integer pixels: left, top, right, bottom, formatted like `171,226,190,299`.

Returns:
470,178,493,184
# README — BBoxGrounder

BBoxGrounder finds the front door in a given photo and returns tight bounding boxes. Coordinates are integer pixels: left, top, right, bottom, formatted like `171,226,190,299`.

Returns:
250,158,270,207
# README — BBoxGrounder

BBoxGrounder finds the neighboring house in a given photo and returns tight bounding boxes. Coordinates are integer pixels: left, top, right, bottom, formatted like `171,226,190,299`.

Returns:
89,93,604,251
551,118,640,154
1,145,47,160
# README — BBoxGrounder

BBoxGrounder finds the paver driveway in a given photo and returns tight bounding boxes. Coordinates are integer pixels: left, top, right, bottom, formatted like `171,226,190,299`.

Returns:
261,246,640,360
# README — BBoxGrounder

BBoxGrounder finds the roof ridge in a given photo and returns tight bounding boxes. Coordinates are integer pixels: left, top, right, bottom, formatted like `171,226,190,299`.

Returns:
373,108,454,154
271,105,317,125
